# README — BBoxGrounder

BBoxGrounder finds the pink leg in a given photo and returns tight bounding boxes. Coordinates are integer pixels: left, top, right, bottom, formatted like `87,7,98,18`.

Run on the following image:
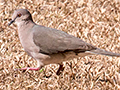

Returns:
15,60,44,71
15,67,40,71
20,67,40,71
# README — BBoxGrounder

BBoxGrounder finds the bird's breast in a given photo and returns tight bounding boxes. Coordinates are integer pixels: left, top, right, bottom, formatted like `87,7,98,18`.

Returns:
18,29,39,57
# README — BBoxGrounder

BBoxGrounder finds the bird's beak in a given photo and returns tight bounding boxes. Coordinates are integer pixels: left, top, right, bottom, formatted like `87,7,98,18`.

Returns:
8,16,17,26
8,19,15,26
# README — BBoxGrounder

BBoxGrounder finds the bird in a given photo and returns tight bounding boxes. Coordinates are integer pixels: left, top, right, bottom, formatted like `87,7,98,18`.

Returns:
8,9,120,75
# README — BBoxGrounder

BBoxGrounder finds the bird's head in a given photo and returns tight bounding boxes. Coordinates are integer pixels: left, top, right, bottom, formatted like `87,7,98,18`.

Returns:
8,9,33,26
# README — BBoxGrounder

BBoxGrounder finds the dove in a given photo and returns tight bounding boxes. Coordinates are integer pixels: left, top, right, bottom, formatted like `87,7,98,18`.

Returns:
8,9,120,75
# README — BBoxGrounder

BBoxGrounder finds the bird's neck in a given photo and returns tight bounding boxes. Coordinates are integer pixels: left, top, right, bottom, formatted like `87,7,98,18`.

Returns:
17,20,35,31
17,20,35,40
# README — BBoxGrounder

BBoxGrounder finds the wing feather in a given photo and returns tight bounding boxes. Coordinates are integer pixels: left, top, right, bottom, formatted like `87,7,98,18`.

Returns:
33,25,96,54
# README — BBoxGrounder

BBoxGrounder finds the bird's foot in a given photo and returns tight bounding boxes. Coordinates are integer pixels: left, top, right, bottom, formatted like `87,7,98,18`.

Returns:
56,64,64,75
15,67,40,71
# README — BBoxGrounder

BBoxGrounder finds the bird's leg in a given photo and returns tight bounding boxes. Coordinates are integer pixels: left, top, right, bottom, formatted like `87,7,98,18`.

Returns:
56,63,64,75
15,60,44,71
19,67,40,71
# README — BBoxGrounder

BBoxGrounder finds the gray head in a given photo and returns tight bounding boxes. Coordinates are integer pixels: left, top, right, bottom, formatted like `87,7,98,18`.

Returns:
8,9,33,26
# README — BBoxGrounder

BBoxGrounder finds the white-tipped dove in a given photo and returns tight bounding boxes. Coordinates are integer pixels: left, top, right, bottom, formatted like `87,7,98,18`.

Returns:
8,9,120,75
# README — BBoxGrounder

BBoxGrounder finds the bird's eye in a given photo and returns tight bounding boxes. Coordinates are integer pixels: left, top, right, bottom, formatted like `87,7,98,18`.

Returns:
17,13,22,17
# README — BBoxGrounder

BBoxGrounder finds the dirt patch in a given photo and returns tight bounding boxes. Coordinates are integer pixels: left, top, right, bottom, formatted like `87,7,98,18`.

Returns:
0,0,120,89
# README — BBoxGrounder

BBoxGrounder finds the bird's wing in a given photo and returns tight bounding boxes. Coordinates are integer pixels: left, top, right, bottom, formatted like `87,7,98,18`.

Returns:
33,25,97,55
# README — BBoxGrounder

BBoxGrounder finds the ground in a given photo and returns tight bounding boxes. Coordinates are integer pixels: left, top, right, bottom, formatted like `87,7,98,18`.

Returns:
0,0,120,89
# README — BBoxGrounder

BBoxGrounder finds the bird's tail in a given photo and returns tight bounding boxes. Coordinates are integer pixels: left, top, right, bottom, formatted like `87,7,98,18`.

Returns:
86,48,120,57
